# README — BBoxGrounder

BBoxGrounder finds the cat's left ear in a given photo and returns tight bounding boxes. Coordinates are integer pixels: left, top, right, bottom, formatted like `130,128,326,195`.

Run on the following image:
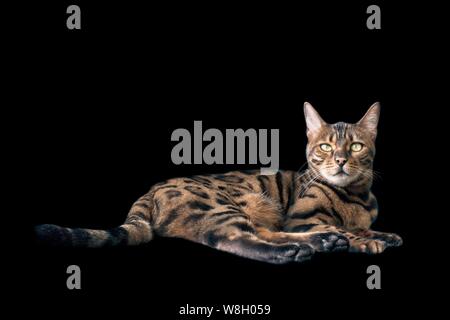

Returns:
357,102,380,139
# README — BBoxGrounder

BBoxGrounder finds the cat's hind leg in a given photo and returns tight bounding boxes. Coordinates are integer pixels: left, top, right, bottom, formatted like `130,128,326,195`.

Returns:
199,205,315,263
152,187,314,264
202,219,314,264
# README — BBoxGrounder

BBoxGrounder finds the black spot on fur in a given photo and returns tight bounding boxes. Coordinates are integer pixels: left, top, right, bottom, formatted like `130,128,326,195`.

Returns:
205,231,227,247
314,182,371,211
183,213,206,225
290,224,318,232
165,190,183,199
211,210,244,218
229,222,254,233
190,176,213,186
290,207,343,226
232,184,252,190
329,208,344,226
225,205,240,211
185,186,210,199
214,174,244,183
157,208,180,234
348,190,370,202
216,197,231,205
257,175,270,194
290,210,320,220
317,216,330,224
188,200,213,211
230,190,243,197
215,214,249,225
276,171,284,207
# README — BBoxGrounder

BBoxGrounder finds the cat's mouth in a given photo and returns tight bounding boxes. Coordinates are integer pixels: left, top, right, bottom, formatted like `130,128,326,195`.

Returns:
323,168,354,187
334,172,349,177
333,168,349,176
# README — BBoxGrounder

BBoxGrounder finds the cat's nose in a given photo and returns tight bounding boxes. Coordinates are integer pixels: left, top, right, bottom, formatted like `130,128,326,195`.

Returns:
335,157,348,167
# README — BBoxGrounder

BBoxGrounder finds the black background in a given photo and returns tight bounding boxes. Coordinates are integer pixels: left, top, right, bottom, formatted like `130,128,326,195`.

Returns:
11,0,442,318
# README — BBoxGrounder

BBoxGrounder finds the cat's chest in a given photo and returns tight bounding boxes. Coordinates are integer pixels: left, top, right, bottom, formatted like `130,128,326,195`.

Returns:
334,201,373,230
306,184,377,230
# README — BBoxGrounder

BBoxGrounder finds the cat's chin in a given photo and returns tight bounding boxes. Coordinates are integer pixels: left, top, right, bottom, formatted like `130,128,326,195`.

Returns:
322,173,356,188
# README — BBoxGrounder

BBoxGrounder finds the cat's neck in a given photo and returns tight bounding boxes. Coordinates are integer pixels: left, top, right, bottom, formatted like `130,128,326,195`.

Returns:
299,168,372,196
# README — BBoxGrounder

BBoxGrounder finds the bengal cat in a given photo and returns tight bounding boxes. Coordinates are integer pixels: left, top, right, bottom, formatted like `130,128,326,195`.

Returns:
35,102,402,264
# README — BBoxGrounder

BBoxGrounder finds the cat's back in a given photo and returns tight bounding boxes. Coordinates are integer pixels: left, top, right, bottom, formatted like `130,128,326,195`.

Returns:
147,170,318,257
153,170,298,204
149,170,298,232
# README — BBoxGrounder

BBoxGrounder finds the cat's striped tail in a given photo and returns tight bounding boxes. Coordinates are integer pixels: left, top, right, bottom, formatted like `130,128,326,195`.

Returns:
34,194,154,248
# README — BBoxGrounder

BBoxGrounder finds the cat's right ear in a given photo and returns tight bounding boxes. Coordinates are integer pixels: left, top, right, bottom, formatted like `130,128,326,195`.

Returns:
357,102,380,139
304,102,326,138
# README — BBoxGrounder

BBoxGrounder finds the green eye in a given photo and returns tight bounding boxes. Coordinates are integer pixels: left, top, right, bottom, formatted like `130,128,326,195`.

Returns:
320,144,332,152
351,143,363,152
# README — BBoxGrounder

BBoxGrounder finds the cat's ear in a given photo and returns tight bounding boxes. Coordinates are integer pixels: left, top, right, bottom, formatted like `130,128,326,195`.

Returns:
357,102,380,139
304,102,326,137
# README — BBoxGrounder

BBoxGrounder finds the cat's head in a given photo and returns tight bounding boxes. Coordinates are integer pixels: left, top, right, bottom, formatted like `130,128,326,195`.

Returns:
303,102,380,189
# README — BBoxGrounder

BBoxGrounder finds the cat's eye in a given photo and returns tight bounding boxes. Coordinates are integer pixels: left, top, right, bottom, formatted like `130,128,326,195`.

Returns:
350,143,363,152
320,144,333,152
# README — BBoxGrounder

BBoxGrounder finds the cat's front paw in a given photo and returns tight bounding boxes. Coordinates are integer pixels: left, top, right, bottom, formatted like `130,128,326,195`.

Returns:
309,232,349,252
350,239,386,254
372,232,403,247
